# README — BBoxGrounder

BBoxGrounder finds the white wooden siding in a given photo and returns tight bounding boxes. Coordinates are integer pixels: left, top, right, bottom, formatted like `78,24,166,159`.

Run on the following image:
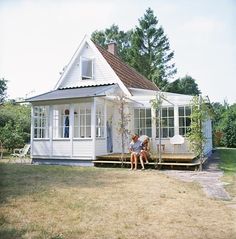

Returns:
95,138,107,156
73,140,93,158
32,140,51,156
59,44,117,89
52,140,71,156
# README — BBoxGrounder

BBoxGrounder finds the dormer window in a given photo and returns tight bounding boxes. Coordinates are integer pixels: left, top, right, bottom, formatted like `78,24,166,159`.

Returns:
81,57,93,80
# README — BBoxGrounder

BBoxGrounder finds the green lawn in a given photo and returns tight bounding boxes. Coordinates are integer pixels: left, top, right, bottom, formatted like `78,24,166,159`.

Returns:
218,148,236,201
219,148,236,174
0,163,235,239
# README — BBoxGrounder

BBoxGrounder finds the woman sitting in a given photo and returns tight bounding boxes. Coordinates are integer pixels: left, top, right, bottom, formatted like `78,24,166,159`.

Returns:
140,137,150,165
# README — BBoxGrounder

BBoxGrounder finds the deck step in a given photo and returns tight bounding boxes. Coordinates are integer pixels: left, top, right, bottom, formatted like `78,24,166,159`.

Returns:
93,158,207,167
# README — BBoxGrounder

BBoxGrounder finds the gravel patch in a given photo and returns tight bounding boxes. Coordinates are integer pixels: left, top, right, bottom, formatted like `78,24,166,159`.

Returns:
162,152,231,201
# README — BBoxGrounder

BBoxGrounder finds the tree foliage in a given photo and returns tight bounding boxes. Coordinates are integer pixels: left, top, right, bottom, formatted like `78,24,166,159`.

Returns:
0,77,8,103
211,102,236,148
166,75,201,95
91,8,176,89
222,106,236,148
0,102,31,151
91,24,132,62
129,8,176,89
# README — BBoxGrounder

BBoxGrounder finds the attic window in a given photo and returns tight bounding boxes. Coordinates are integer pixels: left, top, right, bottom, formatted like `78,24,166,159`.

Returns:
81,57,93,80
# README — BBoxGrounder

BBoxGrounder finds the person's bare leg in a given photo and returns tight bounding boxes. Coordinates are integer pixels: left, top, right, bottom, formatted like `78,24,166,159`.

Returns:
140,155,145,169
130,153,134,170
134,154,138,170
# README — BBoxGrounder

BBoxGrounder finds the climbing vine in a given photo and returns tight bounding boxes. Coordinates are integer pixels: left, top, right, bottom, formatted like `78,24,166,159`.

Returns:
116,95,131,165
187,96,210,170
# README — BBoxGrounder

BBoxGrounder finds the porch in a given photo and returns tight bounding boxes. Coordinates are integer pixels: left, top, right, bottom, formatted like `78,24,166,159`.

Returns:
93,153,207,170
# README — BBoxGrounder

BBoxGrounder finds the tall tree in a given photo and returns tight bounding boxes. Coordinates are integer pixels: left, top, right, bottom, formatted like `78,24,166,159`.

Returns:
91,8,176,89
165,75,201,95
128,8,177,89
0,77,7,103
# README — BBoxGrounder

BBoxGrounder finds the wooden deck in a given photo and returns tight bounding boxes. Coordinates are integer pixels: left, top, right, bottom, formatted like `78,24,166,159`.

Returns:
93,153,205,170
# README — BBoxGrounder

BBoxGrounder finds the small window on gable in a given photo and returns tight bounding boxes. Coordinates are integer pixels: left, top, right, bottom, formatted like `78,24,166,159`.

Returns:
81,57,93,80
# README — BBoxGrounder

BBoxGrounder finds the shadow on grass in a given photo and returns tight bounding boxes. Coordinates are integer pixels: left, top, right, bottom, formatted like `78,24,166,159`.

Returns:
0,227,27,239
0,163,119,204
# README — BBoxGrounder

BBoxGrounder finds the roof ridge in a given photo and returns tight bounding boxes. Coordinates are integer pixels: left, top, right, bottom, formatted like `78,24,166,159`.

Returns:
94,43,159,91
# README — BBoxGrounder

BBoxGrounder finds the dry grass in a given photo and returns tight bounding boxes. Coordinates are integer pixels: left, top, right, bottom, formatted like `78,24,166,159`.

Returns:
0,163,235,239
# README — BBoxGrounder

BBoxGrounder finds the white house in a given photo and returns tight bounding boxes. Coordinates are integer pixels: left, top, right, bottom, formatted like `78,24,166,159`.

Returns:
27,35,212,164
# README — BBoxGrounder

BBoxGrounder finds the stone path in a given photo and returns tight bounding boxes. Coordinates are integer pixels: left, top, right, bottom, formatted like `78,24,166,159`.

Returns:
163,151,231,201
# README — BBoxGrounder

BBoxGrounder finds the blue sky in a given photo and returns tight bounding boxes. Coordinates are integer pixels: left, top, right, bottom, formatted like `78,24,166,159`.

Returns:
0,0,235,103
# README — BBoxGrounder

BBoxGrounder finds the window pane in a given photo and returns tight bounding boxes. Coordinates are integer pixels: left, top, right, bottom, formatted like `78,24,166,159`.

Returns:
162,118,168,127
146,109,151,118
169,128,174,137
80,108,85,115
134,118,139,129
146,128,152,137
134,109,139,118
169,118,174,127
74,127,79,138
80,115,85,125
163,128,168,138
140,118,146,128
186,107,191,116
179,117,185,127
82,59,92,79
146,119,152,127
179,127,185,136
179,107,184,116
33,106,49,138
86,127,91,138
86,108,91,114
86,115,91,125
80,126,85,137
140,109,145,118
186,117,191,127
162,108,167,117
169,108,174,117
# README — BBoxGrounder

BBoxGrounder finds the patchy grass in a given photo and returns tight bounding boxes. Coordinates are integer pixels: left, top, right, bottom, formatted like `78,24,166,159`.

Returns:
0,163,235,239
219,148,236,204
219,148,236,174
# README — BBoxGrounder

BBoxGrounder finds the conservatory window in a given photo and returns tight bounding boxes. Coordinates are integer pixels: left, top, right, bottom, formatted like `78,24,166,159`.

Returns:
179,106,192,136
156,107,174,138
74,105,91,138
134,108,152,137
81,57,93,80
53,105,70,138
96,105,105,138
33,106,49,138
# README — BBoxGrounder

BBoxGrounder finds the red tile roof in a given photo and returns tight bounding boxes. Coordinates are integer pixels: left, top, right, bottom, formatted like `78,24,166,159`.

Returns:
95,44,159,91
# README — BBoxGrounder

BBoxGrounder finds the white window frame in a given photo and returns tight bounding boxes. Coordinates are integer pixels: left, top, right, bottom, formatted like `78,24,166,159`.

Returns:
33,106,49,139
74,104,91,138
178,106,192,136
156,107,174,139
52,105,70,139
134,108,152,137
80,57,93,80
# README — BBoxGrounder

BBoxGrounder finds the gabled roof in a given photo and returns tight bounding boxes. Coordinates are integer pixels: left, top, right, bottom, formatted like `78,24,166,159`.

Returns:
95,44,159,91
